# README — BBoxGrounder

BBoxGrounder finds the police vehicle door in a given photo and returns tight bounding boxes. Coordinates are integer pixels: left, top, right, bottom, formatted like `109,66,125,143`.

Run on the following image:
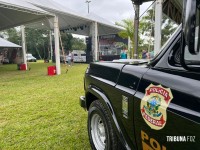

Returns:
133,29,200,149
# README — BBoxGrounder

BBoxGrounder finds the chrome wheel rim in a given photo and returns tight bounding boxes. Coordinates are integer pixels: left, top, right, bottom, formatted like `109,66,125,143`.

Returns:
91,114,106,150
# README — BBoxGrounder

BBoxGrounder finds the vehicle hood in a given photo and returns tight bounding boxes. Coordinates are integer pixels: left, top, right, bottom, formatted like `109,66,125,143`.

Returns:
112,59,149,65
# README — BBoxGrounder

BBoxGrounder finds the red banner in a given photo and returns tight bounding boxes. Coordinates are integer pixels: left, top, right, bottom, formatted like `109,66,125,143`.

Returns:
141,108,165,127
146,86,171,104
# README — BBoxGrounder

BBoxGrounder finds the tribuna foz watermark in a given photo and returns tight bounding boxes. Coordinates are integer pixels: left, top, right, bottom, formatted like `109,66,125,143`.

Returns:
166,136,195,142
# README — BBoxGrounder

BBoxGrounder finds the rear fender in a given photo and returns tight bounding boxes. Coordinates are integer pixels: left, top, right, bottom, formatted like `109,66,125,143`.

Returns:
86,85,131,150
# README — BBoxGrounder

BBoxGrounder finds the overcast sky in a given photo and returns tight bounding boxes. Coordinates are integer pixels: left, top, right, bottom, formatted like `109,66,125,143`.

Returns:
56,0,152,24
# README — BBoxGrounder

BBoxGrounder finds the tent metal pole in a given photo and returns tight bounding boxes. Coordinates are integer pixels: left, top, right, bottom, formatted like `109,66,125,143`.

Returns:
54,16,61,75
128,37,131,59
133,4,140,59
21,25,27,70
154,0,163,55
49,30,53,61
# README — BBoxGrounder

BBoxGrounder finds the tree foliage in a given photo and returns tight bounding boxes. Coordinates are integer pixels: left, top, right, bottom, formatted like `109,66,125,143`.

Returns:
0,27,86,59
0,28,20,45
60,33,86,53
115,19,134,58
71,38,86,50
115,19,134,42
115,19,145,58
116,8,178,58
60,32,73,51
26,28,49,59
140,8,178,50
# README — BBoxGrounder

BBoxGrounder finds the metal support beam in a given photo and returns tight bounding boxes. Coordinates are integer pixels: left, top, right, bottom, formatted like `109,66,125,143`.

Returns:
54,16,61,75
134,4,140,59
94,22,98,61
21,25,27,70
154,0,163,55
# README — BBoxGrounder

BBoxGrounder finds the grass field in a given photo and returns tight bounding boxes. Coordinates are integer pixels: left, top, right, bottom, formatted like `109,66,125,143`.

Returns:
0,62,91,150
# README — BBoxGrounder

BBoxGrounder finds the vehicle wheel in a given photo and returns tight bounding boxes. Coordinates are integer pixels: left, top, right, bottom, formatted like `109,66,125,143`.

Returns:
88,100,124,150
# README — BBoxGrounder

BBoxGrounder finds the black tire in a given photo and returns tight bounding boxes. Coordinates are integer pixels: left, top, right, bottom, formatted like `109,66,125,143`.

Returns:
88,100,124,150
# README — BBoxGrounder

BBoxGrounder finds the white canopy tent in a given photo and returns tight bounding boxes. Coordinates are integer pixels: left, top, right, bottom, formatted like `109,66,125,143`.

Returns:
25,0,122,36
0,0,123,75
0,0,53,72
25,0,123,64
0,38,21,65
0,0,183,75
0,0,53,30
0,38,21,48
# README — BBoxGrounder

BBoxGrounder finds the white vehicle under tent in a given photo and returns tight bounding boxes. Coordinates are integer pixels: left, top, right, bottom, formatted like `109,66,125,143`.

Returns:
0,38,22,64
72,50,86,63
60,50,86,63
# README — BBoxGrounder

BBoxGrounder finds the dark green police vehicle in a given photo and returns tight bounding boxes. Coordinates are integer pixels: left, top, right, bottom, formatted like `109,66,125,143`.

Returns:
80,0,200,149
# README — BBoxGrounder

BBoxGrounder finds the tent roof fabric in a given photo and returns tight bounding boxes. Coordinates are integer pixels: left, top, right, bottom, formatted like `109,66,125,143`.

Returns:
0,0,183,36
0,0,53,30
0,38,21,48
25,0,123,36
0,0,50,14
131,0,152,5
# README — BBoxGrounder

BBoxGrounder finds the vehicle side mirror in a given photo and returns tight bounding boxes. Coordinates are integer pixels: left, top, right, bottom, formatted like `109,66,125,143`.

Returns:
182,0,199,54
181,0,200,71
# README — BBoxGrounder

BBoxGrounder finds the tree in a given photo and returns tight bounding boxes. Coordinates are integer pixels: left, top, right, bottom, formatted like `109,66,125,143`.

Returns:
139,8,178,52
26,28,50,59
0,27,86,59
0,27,50,59
115,19,134,42
116,8,178,59
71,38,86,50
60,32,73,51
6,28,21,44
115,19,145,58
161,18,177,45
0,28,20,44
139,8,155,54
60,32,86,51
115,19,134,58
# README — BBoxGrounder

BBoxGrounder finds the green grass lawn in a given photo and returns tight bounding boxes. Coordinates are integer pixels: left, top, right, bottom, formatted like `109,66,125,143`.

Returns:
0,62,91,150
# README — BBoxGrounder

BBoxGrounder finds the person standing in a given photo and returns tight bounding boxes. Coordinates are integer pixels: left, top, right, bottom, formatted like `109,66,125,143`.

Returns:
120,50,127,59
142,50,147,59
68,51,72,66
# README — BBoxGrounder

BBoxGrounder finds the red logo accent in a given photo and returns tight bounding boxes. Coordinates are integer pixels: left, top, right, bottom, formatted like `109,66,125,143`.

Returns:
146,86,171,104
141,108,165,127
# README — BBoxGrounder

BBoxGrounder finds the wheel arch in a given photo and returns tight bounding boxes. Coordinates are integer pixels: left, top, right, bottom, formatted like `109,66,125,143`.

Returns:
85,85,131,150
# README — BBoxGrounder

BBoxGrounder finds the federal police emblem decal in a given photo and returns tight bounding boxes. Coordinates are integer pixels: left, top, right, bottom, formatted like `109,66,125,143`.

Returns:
141,84,173,130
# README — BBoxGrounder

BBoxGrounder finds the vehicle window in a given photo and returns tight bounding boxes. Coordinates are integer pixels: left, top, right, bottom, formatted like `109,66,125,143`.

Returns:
81,54,86,56
74,54,78,56
169,39,200,67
